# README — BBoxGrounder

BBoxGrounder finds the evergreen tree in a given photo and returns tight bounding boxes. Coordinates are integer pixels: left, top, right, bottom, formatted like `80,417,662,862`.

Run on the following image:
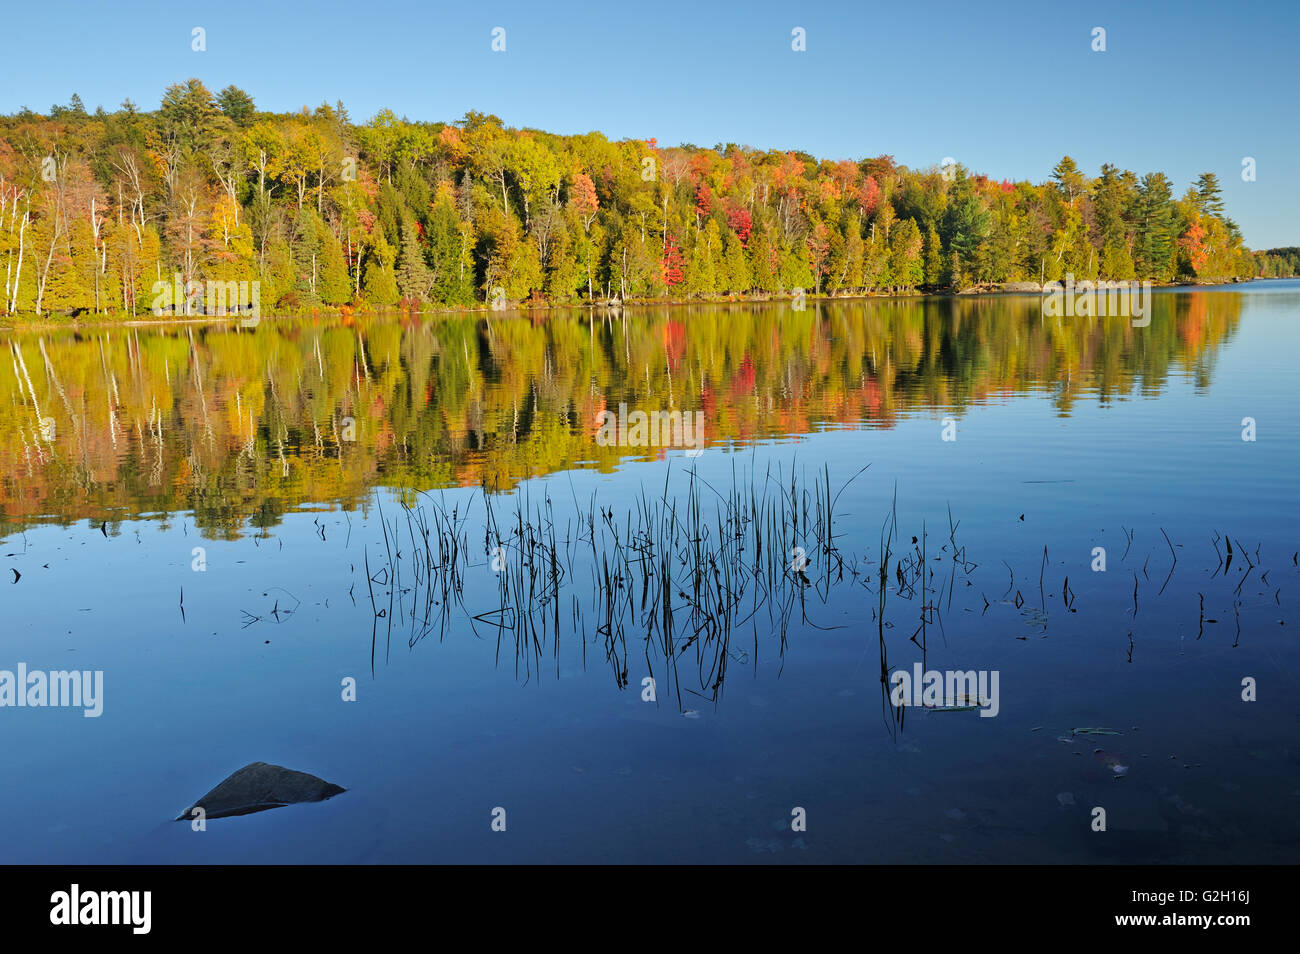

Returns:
940,170,989,262
1194,173,1224,218
1101,240,1137,281
317,222,351,305
1134,172,1175,281
722,232,751,293
291,208,349,304
396,218,434,303
426,191,473,302
1092,164,1129,250
363,227,400,305
1051,156,1085,203
924,227,944,287
946,249,968,290
888,219,924,290
216,85,257,127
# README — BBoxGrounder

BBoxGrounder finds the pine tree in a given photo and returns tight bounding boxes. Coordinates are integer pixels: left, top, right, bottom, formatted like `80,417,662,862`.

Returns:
1101,240,1136,281
1051,156,1085,203
1194,173,1224,218
722,232,751,293
1134,172,1175,281
889,219,924,290
924,226,944,287
426,191,472,303
545,225,581,300
395,219,433,303
946,249,968,291
363,227,400,306
940,170,988,262
1092,163,1129,250
317,223,351,305
777,240,813,293
216,86,257,127
748,227,778,294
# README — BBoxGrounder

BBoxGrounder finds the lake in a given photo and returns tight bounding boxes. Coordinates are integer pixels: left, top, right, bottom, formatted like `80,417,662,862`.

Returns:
1,280,1297,863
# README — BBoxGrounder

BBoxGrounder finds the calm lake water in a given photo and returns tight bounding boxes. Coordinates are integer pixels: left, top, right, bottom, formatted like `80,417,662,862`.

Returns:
2,281,1298,863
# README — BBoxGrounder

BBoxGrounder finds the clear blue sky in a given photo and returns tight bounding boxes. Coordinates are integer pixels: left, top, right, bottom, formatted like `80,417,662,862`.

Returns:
3,0,1297,247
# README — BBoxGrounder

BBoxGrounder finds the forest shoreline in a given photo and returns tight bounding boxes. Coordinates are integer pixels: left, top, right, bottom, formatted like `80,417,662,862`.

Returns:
8,82,1294,333
0,275,1278,333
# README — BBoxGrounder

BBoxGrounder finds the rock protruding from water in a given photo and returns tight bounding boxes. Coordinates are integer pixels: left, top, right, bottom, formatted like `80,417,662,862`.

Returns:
175,762,346,820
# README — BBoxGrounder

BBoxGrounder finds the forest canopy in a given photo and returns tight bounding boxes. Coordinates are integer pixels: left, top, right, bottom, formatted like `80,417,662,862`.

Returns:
0,80,1279,319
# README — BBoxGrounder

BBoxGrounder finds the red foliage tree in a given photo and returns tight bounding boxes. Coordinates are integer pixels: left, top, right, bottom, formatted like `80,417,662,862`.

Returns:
694,182,713,218
726,204,752,247
570,171,599,229
1179,220,1210,274
662,232,685,287
857,176,881,217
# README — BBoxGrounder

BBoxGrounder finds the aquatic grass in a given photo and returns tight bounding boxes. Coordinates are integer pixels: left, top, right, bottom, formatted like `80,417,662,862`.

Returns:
358,461,878,709
351,467,1292,723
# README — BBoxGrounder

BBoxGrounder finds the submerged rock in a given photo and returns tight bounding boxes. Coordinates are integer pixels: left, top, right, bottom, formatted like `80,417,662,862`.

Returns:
175,762,346,821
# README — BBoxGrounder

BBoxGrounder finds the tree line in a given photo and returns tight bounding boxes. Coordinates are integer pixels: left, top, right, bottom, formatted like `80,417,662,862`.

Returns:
0,80,1273,319
1256,247,1300,277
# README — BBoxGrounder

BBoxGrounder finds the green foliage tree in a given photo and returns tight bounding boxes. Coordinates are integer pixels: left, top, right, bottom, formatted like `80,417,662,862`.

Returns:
216,86,256,127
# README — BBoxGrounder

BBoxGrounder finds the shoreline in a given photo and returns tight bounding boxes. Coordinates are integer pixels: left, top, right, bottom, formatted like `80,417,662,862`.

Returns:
0,275,1287,333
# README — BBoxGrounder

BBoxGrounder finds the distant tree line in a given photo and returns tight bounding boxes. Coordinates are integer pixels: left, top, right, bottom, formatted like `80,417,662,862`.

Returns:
0,80,1269,318
1256,247,1300,277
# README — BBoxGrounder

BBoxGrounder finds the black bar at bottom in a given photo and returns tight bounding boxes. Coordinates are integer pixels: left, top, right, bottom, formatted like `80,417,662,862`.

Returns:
2,864,1277,940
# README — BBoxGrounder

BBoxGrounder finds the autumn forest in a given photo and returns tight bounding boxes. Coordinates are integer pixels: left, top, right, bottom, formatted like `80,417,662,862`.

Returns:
0,80,1293,321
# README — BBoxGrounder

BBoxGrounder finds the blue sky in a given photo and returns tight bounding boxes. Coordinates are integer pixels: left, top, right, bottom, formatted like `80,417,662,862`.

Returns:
3,0,1297,247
